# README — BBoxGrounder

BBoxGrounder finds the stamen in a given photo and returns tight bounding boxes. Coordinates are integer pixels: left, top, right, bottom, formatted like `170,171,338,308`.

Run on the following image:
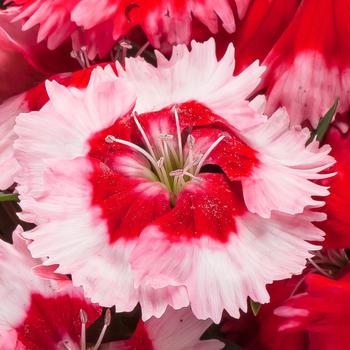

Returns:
186,134,195,173
119,40,132,64
71,46,90,68
92,309,111,350
172,105,183,165
159,133,174,140
136,41,150,57
307,258,333,278
132,112,158,160
80,309,88,350
194,135,225,175
105,135,160,176
169,169,184,177
157,157,164,168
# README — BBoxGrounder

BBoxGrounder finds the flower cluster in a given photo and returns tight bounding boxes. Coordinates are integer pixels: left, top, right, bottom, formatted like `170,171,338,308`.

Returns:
0,0,349,349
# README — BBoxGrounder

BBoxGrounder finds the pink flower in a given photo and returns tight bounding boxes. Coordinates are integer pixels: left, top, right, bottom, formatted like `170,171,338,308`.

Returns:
0,227,102,349
9,0,251,58
0,7,78,103
14,39,333,322
262,0,350,127
105,307,223,350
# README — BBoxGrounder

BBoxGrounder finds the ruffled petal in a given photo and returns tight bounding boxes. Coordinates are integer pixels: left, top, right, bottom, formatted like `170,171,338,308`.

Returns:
118,39,265,130
241,107,335,218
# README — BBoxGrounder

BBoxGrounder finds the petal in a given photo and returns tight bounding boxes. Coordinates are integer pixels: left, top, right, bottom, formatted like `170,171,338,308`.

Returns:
24,157,188,318
241,108,335,218
0,94,26,190
131,209,324,323
118,39,265,130
14,66,135,204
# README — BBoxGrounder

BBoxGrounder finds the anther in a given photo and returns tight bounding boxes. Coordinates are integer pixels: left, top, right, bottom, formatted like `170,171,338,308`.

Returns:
119,40,133,49
80,309,88,350
169,169,184,177
157,157,164,168
92,309,111,350
187,134,195,149
105,135,117,144
159,133,174,140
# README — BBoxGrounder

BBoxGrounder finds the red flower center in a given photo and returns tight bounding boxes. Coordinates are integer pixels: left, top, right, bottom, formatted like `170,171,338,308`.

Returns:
88,101,259,243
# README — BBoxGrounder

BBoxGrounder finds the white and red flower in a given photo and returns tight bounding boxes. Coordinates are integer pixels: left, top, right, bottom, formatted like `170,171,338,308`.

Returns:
0,227,102,349
262,0,350,127
105,306,223,350
14,39,333,323
9,0,251,58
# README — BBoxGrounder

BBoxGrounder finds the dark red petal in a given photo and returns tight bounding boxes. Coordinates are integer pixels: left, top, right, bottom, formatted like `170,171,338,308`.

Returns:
90,160,171,243
155,173,246,243
232,0,299,73
190,127,258,180
16,292,100,349
125,321,154,350
317,127,350,248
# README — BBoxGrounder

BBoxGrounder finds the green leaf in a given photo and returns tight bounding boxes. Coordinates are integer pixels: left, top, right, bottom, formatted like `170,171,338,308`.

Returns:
250,299,261,316
0,192,18,202
307,97,339,145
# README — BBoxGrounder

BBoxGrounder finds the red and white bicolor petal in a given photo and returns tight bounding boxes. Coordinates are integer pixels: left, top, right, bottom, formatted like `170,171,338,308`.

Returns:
0,63,109,191
15,40,332,323
130,197,325,322
0,228,101,349
104,307,223,350
240,105,335,218
24,157,189,319
14,65,134,219
262,0,350,127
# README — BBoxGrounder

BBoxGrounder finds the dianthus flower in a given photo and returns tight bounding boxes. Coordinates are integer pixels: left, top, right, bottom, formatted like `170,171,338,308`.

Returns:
14,39,333,322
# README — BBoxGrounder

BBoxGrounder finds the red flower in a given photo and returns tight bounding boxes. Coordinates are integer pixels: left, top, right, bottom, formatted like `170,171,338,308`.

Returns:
275,269,350,350
262,0,350,127
317,125,350,248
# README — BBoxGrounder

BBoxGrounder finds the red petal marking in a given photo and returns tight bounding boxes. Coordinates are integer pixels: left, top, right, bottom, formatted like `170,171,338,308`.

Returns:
125,321,155,350
90,160,171,243
190,127,258,180
16,292,101,349
317,127,350,248
155,173,246,243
